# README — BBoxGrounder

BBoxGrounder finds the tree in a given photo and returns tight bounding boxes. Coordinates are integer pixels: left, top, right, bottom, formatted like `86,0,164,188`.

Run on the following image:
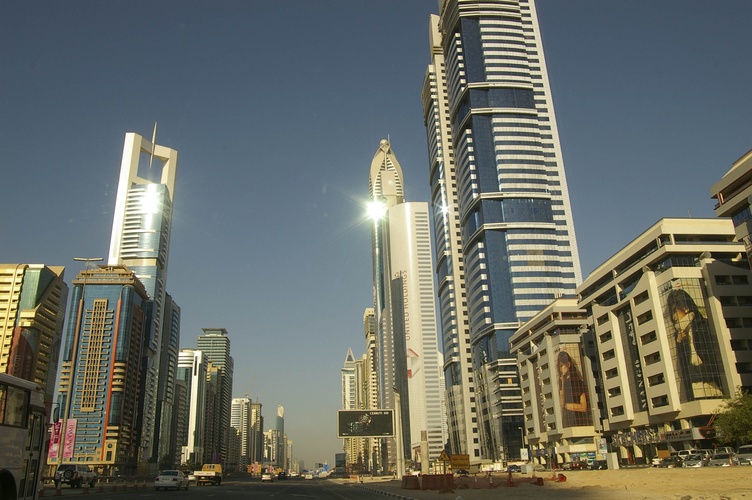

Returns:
713,388,752,445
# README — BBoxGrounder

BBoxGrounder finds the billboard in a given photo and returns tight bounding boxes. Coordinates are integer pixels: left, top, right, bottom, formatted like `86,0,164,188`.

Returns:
659,278,727,402
556,344,593,427
337,410,394,437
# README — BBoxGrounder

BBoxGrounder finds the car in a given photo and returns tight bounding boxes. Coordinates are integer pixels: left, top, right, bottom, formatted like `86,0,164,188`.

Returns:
590,460,607,470
657,456,683,468
454,469,470,476
154,470,189,490
184,471,197,485
506,464,521,473
261,473,274,482
54,464,97,488
277,471,288,480
304,473,314,480
708,452,740,467
736,445,752,465
651,457,663,467
569,461,589,470
682,453,706,468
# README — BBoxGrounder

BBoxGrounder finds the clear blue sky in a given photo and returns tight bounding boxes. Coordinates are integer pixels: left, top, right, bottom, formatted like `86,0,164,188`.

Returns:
2,1,751,467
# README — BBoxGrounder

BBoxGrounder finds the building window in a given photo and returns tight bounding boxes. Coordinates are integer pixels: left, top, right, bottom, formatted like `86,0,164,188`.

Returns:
611,406,624,417
640,331,657,345
599,331,612,343
648,373,665,386
651,395,669,408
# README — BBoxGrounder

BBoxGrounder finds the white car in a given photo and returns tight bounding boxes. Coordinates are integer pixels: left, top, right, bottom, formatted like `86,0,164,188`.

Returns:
304,473,314,480
261,473,274,482
154,470,189,490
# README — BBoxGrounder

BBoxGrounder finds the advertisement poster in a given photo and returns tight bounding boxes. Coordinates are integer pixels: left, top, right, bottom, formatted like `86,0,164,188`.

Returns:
556,344,593,427
62,418,77,459
48,420,62,460
659,279,727,401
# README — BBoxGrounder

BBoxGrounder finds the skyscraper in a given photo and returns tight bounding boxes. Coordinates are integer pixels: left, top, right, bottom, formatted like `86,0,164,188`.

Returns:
196,328,234,465
231,397,252,468
0,264,68,411
250,401,264,464
176,349,208,466
54,265,148,473
368,139,447,469
107,131,178,462
422,0,582,461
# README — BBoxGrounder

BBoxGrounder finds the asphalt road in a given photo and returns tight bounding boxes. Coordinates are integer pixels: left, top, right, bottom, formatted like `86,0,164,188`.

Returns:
42,477,393,500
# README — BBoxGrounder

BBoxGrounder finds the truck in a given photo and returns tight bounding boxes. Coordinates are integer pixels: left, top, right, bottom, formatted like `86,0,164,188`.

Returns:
194,464,222,485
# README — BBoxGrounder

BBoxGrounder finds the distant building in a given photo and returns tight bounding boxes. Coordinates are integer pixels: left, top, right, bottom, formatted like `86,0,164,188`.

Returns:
196,328,234,464
52,265,148,474
0,263,68,412
177,349,208,466
231,397,252,468
107,131,178,462
155,293,180,466
250,401,264,463
576,218,748,463
341,348,368,472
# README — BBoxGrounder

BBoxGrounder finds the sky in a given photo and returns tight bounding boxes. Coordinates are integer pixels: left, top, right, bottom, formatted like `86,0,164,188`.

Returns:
2,1,751,467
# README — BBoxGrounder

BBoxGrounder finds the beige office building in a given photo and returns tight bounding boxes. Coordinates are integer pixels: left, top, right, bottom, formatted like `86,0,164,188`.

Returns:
511,298,603,467
577,218,747,464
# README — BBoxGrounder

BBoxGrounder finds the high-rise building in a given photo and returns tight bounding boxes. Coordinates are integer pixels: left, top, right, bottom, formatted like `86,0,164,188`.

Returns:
341,348,367,471
53,265,148,474
368,139,447,469
231,397,252,468
196,328,234,465
0,264,68,412
107,131,178,462
275,405,286,470
422,0,582,460
155,293,180,465
176,349,207,466
250,401,264,463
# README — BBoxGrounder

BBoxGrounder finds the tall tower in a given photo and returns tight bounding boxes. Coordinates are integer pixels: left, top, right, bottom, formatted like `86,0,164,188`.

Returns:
107,130,178,462
176,349,207,466
250,401,263,463
368,139,447,469
423,0,582,461
231,397,252,468
0,264,68,411
54,265,148,473
197,328,234,465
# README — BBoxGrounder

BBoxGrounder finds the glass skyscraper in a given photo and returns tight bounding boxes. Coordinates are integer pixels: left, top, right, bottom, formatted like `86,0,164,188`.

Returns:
107,131,178,462
423,0,582,461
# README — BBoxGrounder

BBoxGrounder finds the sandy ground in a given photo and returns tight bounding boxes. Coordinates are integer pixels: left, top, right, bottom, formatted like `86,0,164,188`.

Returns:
345,466,751,500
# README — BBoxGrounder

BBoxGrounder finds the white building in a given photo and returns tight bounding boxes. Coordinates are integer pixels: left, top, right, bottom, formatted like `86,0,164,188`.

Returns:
231,397,252,468
177,349,207,466
107,131,178,462
368,139,447,469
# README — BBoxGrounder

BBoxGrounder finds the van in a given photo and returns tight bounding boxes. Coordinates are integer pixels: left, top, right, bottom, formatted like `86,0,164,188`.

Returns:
736,445,752,465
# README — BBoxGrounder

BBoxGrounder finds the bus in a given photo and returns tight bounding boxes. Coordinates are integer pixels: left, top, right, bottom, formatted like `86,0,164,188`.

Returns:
0,373,46,500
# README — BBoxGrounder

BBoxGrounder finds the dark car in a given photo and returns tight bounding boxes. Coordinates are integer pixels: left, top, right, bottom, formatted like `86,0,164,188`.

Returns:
569,461,589,470
590,460,607,470
657,456,683,468
454,469,469,476
507,464,522,473
277,471,288,480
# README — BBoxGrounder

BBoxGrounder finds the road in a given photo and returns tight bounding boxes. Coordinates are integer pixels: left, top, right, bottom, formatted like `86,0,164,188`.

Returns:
42,477,392,500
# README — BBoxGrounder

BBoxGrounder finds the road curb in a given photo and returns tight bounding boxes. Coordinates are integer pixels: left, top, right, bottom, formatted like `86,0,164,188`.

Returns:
355,485,421,500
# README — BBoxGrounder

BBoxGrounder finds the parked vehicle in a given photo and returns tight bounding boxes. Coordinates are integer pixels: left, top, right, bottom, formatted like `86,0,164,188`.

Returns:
590,460,608,470
194,463,222,485
708,452,740,466
657,456,683,468
650,457,663,467
682,453,707,468
54,464,97,488
154,470,189,491
507,464,521,473
736,445,752,465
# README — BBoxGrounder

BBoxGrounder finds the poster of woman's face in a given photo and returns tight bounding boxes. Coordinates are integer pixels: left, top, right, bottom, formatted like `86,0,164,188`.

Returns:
660,279,727,402
557,345,593,428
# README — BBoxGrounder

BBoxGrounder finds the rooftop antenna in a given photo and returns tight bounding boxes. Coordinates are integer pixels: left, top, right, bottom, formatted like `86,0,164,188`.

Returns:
149,121,158,170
